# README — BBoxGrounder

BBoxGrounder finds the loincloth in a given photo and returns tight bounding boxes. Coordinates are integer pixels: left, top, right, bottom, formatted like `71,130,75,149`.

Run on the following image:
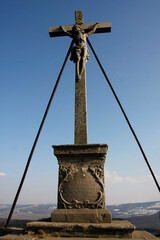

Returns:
70,46,89,63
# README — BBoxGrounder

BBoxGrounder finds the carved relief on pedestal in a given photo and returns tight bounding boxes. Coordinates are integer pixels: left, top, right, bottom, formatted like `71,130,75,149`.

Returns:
58,163,105,209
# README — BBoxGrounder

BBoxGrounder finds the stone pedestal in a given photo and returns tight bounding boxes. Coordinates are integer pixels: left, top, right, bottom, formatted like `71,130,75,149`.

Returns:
27,144,136,238
27,220,136,238
51,144,112,223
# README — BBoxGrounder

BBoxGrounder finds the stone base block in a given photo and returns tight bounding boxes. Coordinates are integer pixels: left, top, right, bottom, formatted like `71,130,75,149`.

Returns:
1,230,159,239
53,144,109,210
26,220,136,238
51,208,112,223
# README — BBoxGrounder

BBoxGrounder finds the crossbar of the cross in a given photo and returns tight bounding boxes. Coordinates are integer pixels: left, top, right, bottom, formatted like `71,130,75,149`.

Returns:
49,22,111,37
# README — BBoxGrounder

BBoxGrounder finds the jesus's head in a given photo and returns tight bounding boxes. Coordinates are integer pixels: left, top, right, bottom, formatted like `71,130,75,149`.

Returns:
72,25,82,34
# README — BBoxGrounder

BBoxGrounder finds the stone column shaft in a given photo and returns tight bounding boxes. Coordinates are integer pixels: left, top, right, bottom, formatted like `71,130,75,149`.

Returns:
74,68,88,144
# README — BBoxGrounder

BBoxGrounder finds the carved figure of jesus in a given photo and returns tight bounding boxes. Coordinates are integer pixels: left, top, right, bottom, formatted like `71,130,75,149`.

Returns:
60,23,98,80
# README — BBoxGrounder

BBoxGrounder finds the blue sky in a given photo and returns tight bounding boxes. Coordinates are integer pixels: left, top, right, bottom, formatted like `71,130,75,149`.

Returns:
0,0,160,207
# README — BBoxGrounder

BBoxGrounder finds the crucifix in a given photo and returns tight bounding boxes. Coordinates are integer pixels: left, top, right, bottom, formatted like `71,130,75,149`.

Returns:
47,9,112,225
6,10,159,233
49,10,111,145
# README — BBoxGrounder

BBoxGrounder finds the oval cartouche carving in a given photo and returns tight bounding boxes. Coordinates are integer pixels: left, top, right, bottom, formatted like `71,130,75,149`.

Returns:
58,164,104,209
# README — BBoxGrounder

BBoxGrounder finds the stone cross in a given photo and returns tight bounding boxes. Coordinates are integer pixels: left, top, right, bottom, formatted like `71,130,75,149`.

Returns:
49,10,111,145
27,13,137,238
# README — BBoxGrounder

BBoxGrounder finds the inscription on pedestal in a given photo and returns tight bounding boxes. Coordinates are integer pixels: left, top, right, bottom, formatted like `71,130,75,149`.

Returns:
58,163,104,209
53,144,108,210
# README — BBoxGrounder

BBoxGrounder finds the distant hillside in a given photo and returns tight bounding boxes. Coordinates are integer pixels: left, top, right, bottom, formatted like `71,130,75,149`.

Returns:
107,201,160,237
107,201,160,218
0,204,56,220
127,211,160,237
1,201,159,220
0,218,29,229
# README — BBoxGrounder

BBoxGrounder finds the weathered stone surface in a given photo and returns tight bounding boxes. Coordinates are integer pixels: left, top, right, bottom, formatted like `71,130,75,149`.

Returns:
1,230,159,239
75,10,83,25
51,209,111,223
26,220,136,238
53,144,108,156
52,144,108,210
75,69,88,144
52,144,111,223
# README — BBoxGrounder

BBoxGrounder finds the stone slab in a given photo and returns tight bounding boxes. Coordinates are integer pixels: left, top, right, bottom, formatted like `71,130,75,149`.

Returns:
26,220,135,238
0,228,159,239
51,208,111,223
53,144,108,157
0,230,159,239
